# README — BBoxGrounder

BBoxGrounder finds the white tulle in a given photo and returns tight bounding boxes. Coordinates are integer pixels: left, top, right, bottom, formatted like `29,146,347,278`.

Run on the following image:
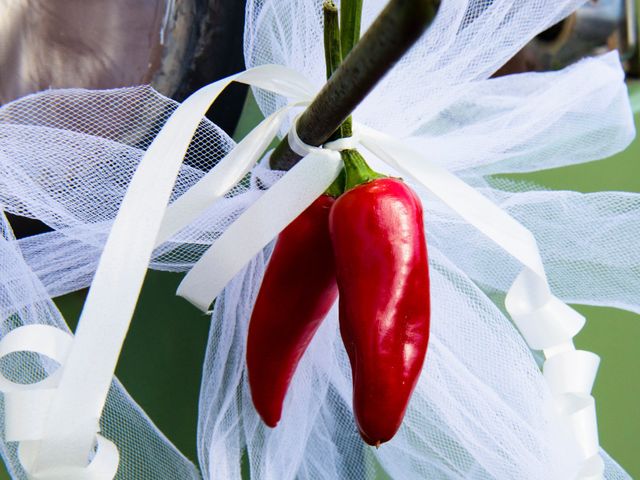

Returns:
0,0,637,478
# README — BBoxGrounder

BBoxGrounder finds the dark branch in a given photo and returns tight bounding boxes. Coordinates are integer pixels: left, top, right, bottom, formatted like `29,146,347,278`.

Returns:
269,0,440,171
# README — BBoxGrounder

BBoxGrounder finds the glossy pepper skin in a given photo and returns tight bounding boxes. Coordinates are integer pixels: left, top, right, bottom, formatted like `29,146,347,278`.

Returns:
247,194,338,427
329,178,430,446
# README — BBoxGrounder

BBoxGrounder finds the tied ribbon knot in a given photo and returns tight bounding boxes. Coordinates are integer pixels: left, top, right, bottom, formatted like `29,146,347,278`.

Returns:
0,65,603,479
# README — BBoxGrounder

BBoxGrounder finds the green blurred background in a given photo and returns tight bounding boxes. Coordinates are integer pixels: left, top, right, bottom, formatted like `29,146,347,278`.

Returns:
1,84,638,479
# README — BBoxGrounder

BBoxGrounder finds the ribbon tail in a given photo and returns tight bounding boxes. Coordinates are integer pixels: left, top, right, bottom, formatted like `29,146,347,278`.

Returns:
156,102,308,246
177,150,342,312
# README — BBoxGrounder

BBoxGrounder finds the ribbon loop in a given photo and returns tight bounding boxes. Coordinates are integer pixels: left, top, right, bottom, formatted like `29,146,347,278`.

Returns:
0,325,119,477
18,434,119,480
156,102,308,246
0,326,72,442
286,115,328,157
544,350,600,395
506,289,586,351
556,393,600,459
0,325,72,376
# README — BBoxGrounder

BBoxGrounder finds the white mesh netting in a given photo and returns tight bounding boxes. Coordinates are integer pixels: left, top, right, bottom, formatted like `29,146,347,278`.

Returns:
0,0,638,478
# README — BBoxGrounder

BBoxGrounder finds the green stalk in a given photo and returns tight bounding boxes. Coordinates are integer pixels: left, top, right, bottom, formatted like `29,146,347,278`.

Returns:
323,1,349,140
341,0,363,58
336,0,364,138
323,1,346,197
341,149,384,190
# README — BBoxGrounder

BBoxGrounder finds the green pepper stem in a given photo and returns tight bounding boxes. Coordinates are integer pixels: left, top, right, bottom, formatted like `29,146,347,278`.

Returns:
325,168,346,197
342,149,384,190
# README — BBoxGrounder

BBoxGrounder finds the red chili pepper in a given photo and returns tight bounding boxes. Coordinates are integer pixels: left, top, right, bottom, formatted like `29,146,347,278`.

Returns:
329,151,431,446
247,194,338,427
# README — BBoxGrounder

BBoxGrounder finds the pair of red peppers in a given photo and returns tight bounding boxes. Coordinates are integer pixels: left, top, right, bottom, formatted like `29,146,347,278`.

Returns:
247,149,431,446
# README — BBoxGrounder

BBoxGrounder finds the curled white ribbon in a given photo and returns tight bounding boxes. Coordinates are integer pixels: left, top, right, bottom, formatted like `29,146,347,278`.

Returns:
0,326,119,479
0,64,604,479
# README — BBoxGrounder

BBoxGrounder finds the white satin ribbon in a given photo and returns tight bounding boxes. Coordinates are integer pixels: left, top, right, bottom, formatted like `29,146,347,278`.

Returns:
0,63,603,479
